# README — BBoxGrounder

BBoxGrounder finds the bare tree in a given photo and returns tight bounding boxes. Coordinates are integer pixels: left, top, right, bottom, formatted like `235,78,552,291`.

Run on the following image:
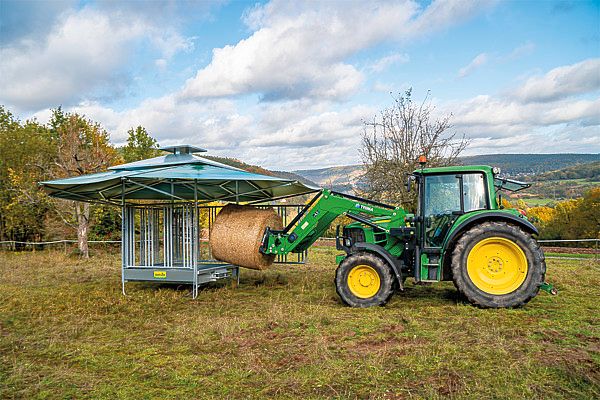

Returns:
360,89,469,208
50,109,120,258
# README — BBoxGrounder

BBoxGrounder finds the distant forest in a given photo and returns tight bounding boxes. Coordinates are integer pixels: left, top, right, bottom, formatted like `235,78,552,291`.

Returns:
534,161,600,181
461,154,600,177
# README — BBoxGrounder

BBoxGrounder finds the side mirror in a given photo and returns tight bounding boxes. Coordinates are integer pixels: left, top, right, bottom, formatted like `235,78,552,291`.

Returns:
405,175,415,192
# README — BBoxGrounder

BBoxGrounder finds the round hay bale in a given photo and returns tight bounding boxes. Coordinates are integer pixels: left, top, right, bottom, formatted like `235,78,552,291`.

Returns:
210,204,283,270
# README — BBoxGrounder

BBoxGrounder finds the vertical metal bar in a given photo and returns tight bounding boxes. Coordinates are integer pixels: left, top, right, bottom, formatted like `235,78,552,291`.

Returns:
157,208,160,264
167,206,171,267
173,207,177,265
163,207,167,266
149,208,152,266
183,205,186,268
168,207,171,267
170,179,174,267
148,209,151,265
140,208,145,266
139,208,142,266
186,204,190,268
146,208,149,266
146,208,150,266
121,179,127,295
188,204,191,268
164,207,167,267
193,181,198,298
148,208,154,265
129,207,136,265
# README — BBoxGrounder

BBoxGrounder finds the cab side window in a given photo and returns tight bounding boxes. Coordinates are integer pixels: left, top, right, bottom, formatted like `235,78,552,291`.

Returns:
463,173,487,212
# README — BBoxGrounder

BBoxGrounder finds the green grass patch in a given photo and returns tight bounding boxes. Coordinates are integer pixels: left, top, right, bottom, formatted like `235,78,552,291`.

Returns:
523,197,555,207
1,247,599,399
545,252,598,259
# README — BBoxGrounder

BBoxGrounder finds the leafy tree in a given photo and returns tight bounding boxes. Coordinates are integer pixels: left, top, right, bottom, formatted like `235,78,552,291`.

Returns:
122,126,161,163
527,206,556,224
49,108,121,257
90,206,121,240
361,89,469,208
0,106,56,243
524,188,599,243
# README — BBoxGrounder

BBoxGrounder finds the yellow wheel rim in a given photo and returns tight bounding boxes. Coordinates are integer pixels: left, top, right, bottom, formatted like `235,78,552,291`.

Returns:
348,265,381,299
467,237,528,295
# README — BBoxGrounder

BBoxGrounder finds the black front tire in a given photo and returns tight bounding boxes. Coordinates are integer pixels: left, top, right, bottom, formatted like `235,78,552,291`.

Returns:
451,222,545,308
335,252,395,307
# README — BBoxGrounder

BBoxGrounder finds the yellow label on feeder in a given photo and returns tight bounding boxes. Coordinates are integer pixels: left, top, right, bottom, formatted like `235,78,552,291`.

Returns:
154,271,167,279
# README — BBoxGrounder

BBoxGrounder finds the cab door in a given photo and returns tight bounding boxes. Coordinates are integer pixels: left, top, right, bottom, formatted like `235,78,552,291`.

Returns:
417,173,488,281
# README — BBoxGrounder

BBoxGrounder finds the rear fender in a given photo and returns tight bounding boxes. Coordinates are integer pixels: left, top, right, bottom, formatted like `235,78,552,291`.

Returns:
440,212,539,280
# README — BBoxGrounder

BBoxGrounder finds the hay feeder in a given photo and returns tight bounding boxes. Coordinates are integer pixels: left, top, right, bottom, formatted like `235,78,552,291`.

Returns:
40,145,318,298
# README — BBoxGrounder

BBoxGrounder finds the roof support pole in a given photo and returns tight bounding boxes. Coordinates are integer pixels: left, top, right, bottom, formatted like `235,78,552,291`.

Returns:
121,178,127,296
193,179,198,299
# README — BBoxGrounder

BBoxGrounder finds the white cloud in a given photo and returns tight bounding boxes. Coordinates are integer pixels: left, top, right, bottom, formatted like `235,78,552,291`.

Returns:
180,0,491,101
441,59,600,154
451,95,600,133
506,41,535,60
0,6,194,111
465,124,600,154
458,42,535,79
515,58,600,103
458,53,488,77
369,53,410,72
33,95,375,170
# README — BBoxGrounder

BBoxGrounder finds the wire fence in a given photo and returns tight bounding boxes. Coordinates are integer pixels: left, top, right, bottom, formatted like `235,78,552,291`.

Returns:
1,237,598,255
536,239,599,261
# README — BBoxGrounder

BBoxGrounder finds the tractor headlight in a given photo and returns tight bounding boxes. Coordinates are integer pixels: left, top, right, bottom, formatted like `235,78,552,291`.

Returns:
492,167,501,175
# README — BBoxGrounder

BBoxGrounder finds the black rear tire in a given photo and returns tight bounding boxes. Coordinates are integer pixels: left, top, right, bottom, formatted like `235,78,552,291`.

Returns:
451,222,545,308
335,252,395,307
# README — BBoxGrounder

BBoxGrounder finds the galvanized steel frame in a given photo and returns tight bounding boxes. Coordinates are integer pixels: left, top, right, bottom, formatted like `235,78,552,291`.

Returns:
120,178,240,299
118,177,310,298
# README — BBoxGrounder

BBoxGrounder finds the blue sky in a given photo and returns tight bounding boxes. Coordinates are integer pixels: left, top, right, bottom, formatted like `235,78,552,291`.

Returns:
1,0,598,169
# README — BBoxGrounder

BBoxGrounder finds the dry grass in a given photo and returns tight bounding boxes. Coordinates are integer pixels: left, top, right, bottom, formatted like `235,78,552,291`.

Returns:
0,247,598,399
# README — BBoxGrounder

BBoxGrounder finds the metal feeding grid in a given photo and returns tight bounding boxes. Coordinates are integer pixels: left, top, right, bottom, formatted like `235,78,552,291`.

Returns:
121,200,238,299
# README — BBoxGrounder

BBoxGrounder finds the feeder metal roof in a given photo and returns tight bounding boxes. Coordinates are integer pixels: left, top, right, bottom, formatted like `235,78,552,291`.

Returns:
40,145,319,204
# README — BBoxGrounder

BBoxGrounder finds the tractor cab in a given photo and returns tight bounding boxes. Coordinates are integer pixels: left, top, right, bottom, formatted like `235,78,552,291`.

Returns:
410,165,498,281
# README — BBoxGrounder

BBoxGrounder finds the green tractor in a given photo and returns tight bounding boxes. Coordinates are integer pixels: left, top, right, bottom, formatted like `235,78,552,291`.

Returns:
261,164,556,308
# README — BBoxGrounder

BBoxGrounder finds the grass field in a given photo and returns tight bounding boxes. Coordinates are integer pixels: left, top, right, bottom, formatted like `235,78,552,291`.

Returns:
1,247,598,399
545,252,598,259
521,197,555,207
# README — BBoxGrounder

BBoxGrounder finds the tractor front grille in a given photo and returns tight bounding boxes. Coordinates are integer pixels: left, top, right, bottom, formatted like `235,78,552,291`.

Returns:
344,227,365,246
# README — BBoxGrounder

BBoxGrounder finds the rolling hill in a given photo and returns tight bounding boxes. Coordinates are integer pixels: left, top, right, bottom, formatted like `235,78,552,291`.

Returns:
292,154,600,193
204,155,318,187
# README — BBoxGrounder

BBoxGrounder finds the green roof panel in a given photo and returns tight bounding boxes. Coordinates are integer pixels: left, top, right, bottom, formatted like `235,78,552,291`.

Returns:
40,147,318,204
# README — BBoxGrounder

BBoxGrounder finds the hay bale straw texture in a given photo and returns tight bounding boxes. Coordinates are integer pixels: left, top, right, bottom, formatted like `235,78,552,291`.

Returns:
210,204,283,270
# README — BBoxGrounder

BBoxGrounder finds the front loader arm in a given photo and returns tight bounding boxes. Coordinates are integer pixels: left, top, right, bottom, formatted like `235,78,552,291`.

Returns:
261,189,404,256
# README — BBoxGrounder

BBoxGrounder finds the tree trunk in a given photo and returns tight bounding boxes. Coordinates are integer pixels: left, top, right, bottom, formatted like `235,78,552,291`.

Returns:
76,202,90,258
